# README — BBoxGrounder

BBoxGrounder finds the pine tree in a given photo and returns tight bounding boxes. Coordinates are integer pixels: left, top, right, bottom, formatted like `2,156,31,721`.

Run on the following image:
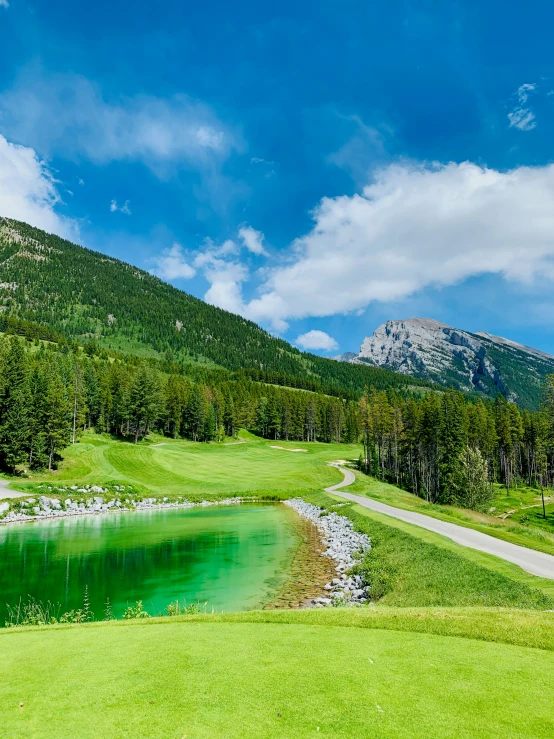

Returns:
128,364,162,442
185,385,206,441
438,390,467,503
0,340,31,472
44,373,71,470
0,384,31,472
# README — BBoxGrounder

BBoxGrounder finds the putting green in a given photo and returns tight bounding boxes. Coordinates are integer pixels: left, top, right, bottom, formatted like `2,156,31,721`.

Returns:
2,614,553,738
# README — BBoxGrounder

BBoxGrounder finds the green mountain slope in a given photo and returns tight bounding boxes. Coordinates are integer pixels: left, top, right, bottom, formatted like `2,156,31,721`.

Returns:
0,217,432,398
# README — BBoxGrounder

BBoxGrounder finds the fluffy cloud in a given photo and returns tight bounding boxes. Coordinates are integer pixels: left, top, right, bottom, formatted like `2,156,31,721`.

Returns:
508,83,537,131
0,1,9,8
238,225,267,255
0,72,237,173
243,160,554,329
150,243,196,280
295,330,338,351
0,134,77,239
110,199,131,215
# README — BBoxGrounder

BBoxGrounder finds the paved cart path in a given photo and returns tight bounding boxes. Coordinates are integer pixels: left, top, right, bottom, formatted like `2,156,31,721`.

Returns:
325,464,554,581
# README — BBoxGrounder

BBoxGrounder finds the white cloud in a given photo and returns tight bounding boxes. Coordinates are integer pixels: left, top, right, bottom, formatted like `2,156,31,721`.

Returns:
508,82,537,130
295,330,338,351
242,160,554,329
110,199,131,215
78,177,85,186
192,239,248,314
203,261,248,315
0,134,78,239
0,1,9,8
150,243,196,280
0,71,238,173
238,225,267,256
508,108,536,131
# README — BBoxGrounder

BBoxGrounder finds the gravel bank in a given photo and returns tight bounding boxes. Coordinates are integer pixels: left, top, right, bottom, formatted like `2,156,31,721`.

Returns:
284,498,371,606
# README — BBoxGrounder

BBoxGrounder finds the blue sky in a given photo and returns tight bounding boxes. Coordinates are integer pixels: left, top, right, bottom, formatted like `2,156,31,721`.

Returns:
2,0,554,355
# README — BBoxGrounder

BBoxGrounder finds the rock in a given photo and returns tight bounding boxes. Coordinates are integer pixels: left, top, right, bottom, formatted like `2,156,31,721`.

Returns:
340,317,554,400
0,502,9,514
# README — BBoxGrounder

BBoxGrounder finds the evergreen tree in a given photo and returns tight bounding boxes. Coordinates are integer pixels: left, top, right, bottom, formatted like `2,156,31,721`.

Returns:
128,364,162,442
44,373,71,469
439,390,467,503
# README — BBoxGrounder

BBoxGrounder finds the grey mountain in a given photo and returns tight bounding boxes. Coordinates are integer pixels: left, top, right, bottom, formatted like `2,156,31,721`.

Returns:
336,318,554,409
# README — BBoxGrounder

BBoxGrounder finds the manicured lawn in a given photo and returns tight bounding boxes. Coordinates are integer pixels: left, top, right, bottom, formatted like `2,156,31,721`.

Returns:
15,431,359,497
2,610,554,739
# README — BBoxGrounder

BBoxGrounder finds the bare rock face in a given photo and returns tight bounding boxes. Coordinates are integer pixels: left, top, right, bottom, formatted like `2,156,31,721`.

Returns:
337,318,554,406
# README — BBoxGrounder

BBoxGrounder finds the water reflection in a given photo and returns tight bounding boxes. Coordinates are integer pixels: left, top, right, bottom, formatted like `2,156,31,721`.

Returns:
0,504,300,621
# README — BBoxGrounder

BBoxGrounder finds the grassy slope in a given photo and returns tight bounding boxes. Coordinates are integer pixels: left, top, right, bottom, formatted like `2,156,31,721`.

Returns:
2,611,554,739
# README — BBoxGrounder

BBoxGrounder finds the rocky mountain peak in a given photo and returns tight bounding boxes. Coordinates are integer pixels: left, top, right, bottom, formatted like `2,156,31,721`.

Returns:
337,317,554,408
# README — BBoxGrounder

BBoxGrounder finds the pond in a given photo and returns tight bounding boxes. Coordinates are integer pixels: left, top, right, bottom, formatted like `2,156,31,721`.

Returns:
0,503,302,623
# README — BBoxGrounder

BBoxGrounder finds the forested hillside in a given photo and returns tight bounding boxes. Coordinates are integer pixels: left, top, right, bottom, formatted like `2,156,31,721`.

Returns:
0,218,432,398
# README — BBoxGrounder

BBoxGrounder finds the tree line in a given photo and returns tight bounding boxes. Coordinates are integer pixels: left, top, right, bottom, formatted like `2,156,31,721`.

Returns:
0,336,359,471
359,385,554,510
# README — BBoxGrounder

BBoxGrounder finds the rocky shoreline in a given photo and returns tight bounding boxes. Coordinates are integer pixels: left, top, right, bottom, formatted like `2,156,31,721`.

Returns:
0,485,245,525
284,498,371,606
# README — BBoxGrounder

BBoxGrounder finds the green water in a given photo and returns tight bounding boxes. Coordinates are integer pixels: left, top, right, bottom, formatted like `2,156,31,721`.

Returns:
0,504,301,622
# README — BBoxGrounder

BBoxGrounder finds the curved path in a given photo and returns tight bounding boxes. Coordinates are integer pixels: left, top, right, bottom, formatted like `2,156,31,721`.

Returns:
325,464,554,581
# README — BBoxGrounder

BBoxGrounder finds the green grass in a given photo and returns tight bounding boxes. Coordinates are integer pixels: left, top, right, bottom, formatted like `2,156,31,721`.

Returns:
14,430,360,497
2,610,554,739
5,435,554,737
